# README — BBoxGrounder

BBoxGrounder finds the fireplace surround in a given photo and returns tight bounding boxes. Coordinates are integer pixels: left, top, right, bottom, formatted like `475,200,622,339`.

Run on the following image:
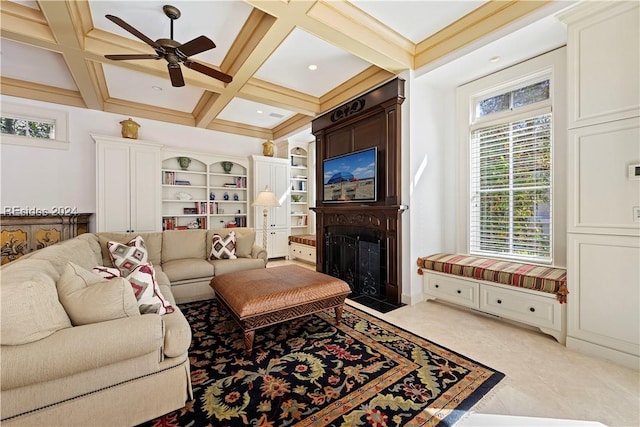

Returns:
312,78,406,306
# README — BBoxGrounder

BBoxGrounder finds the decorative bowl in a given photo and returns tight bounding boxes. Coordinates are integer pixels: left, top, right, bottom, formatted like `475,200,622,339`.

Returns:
291,195,303,202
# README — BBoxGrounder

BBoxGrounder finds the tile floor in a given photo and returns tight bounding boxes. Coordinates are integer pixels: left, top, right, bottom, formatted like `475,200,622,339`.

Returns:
268,259,640,427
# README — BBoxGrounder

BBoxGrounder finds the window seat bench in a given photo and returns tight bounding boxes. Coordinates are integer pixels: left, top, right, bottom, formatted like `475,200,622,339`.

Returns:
417,253,568,343
288,234,316,264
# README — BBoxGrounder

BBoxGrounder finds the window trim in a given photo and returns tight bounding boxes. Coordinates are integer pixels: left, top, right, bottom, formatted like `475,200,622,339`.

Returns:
455,47,567,267
1,103,69,150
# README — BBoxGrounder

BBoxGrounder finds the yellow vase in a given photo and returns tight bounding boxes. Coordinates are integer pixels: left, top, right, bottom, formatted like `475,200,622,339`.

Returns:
262,140,275,157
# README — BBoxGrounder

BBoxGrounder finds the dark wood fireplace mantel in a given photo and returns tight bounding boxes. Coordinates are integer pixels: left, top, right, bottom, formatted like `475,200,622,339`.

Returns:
312,77,406,305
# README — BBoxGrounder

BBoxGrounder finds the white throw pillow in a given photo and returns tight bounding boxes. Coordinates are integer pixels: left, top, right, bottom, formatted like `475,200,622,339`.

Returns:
209,231,237,260
57,262,140,326
126,263,174,315
107,235,148,276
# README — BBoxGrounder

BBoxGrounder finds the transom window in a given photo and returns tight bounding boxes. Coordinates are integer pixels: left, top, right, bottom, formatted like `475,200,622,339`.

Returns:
0,103,68,149
469,78,552,262
1,116,56,139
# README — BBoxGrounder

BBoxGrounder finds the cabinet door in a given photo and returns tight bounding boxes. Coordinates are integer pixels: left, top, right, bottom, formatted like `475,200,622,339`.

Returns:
270,161,289,229
96,142,132,232
270,228,289,258
130,145,161,232
253,158,289,229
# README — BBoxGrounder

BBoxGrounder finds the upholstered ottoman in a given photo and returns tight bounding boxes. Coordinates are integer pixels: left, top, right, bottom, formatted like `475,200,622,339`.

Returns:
210,265,351,355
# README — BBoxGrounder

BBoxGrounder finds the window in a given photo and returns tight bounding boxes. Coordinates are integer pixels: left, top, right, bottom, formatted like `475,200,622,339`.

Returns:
1,117,56,139
0,103,68,149
470,106,551,261
456,48,566,265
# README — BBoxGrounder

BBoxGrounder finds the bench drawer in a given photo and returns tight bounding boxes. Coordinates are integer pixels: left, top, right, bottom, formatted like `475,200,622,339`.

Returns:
290,243,316,264
480,283,560,330
424,273,478,308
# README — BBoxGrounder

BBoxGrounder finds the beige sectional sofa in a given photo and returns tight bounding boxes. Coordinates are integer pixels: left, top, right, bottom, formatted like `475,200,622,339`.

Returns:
0,227,266,426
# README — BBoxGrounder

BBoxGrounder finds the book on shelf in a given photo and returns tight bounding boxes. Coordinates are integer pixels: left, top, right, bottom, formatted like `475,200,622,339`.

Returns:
174,180,191,185
163,171,175,185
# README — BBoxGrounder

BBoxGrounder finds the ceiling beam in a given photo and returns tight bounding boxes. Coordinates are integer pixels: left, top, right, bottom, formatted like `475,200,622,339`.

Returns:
37,1,103,110
194,0,318,128
414,0,554,69
0,77,86,108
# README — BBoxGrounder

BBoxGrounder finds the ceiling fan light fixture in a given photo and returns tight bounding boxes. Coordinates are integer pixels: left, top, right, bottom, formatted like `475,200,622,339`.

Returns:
103,5,232,87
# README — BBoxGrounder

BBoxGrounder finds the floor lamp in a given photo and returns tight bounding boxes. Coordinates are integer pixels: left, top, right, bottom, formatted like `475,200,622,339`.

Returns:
252,186,281,250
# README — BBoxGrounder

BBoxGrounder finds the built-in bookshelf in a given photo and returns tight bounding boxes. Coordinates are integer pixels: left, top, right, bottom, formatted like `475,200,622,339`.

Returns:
161,153,249,231
288,145,310,235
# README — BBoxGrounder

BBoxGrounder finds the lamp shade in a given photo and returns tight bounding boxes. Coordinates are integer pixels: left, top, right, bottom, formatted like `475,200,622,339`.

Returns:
252,186,280,207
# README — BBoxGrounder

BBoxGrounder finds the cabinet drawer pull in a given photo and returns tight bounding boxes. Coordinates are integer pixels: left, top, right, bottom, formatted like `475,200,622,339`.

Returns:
434,284,439,288
456,289,461,294
529,307,536,313
497,299,502,304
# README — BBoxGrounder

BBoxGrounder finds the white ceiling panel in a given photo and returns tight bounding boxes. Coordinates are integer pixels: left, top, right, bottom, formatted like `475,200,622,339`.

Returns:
0,39,78,90
352,0,487,43
218,98,296,128
90,1,253,66
254,28,372,97
103,64,203,113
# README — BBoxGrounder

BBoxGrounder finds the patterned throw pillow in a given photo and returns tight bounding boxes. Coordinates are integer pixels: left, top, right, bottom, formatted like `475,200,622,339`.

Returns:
209,231,237,260
92,266,121,279
126,263,174,315
107,236,148,276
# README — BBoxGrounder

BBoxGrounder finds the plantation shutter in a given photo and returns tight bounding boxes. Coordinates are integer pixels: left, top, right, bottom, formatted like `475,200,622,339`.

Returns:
470,108,552,262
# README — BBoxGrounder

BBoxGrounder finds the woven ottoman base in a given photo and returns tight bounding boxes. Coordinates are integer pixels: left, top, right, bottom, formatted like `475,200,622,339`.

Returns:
210,265,351,355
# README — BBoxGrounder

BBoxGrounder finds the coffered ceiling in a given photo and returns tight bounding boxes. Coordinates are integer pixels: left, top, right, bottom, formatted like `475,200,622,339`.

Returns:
1,1,559,141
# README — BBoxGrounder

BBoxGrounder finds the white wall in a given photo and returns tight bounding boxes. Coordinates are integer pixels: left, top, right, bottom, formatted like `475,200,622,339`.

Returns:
402,71,458,304
0,95,263,230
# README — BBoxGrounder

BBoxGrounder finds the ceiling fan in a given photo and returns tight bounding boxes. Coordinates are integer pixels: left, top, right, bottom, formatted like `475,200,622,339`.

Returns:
104,4,232,87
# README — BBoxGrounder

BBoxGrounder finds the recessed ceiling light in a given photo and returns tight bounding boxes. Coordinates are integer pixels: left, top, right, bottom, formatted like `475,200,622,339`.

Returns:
151,85,163,91
308,64,318,71
257,110,263,114
489,56,501,63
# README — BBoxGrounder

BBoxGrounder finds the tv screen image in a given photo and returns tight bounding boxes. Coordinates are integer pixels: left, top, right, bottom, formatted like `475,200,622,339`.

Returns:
323,147,377,202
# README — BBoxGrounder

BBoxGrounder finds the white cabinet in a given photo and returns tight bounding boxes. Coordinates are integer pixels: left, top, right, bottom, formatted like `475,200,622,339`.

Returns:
94,135,161,233
560,1,640,369
252,155,289,257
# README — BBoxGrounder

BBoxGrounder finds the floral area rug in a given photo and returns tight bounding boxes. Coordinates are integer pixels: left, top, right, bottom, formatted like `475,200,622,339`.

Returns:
140,299,504,427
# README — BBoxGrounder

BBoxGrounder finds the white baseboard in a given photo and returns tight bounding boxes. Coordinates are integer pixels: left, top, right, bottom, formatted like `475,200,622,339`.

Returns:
566,336,640,370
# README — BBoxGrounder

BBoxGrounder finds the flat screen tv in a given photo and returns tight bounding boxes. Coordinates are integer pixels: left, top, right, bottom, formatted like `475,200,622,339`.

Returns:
322,147,377,203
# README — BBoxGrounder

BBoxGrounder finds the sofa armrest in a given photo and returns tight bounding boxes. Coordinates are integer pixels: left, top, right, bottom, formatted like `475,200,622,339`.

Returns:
1,315,164,390
251,244,268,263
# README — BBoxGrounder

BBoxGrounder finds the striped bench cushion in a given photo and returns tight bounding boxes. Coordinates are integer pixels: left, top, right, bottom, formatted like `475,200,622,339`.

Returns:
288,234,316,247
417,253,568,304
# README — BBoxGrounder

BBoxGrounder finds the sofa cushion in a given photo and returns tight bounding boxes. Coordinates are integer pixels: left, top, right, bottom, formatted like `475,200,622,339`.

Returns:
28,238,102,273
126,264,174,315
107,235,148,276
57,263,140,326
97,232,163,267
208,228,255,258
162,230,206,262
210,257,266,276
162,258,215,282
0,259,72,345
209,231,237,260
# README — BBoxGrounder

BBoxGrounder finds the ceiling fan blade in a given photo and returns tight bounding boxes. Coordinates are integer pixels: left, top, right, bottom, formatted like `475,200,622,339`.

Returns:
105,14,163,52
168,63,185,87
176,35,216,58
105,54,160,60
183,60,232,84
